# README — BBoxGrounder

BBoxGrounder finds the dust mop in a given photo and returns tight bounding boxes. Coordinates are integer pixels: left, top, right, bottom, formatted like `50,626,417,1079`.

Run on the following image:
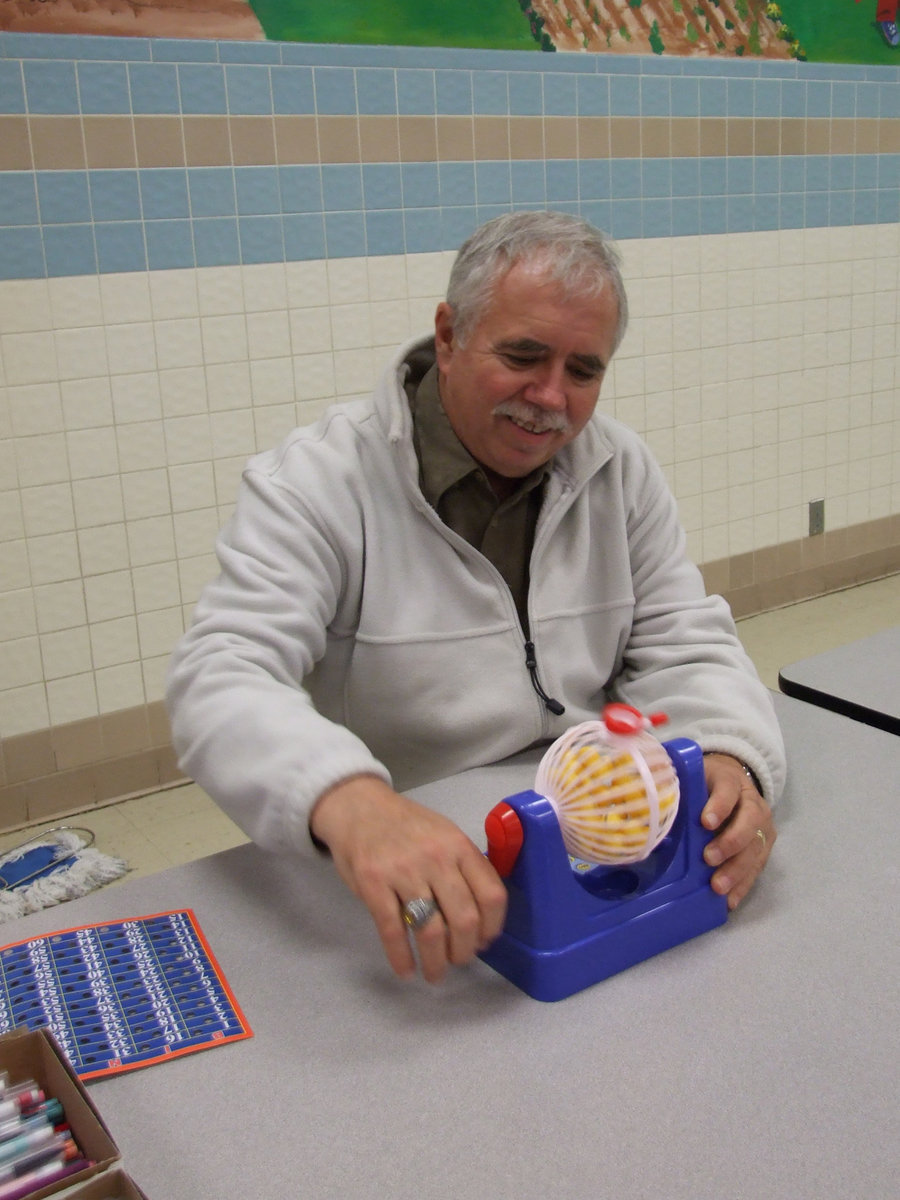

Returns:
0,827,128,924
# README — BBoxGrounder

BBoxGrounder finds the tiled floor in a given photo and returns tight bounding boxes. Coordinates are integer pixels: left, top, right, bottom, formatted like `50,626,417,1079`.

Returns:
2,573,898,892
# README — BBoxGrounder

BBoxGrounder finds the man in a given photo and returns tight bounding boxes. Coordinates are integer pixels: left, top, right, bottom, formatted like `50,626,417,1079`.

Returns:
167,212,785,987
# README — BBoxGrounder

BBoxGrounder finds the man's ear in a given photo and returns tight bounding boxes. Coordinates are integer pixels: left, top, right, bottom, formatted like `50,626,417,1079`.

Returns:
434,302,456,371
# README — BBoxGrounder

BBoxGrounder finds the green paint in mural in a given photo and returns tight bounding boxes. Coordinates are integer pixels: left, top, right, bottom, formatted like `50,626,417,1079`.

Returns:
777,0,900,64
7,0,897,66
246,0,538,50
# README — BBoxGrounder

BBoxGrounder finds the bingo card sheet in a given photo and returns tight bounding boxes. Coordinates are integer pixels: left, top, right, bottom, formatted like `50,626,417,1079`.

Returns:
0,909,252,1079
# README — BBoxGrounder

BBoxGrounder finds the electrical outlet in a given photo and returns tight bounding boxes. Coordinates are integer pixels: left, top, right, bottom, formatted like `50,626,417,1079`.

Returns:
809,498,825,537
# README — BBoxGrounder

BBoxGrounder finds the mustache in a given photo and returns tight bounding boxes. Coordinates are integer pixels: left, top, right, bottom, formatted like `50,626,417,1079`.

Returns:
491,399,571,435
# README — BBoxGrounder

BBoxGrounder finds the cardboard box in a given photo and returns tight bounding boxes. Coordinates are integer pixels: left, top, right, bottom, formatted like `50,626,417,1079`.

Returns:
0,1026,120,1198
60,1167,149,1199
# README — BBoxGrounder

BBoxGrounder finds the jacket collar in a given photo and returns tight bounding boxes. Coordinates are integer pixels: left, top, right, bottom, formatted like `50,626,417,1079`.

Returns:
382,334,616,490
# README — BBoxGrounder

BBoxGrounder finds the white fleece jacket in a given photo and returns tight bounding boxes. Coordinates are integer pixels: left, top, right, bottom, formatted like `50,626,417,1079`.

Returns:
166,336,785,856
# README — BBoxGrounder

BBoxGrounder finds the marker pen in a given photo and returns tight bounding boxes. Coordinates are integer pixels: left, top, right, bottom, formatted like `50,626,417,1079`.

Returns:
0,1087,43,1124
0,1122,57,1167
0,1156,89,1200
0,1101,65,1144
0,1136,75,1184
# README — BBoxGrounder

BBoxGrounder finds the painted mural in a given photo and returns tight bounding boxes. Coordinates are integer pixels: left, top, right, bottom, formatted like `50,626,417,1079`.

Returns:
0,0,897,64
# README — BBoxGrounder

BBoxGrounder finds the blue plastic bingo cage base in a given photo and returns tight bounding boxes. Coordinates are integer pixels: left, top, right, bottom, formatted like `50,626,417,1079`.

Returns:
478,738,728,1002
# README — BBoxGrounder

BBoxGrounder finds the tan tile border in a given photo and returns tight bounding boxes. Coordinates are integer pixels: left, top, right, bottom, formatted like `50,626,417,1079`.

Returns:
101,706,152,758
0,116,32,170
474,115,511,160
780,119,806,155
577,116,612,159
2,517,897,833
543,116,577,160
726,119,755,157
753,118,780,156
3,114,899,172
29,115,87,170
320,116,364,162
133,115,186,168
698,117,727,156
397,115,438,162
641,117,671,158
82,116,137,169
703,514,900,618
273,114,319,164
183,116,233,167
509,115,544,159
356,115,399,163
0,699,184,833
3,730,55,786
230,115,278,166
52,717,104,772
0,785,28,831
610,116,643,158
437,115,475,162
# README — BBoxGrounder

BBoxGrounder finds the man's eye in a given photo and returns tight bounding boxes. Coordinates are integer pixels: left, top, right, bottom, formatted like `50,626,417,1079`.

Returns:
503,354,537,368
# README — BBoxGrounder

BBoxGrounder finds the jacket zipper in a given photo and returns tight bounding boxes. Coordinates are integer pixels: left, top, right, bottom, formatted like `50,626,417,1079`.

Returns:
524,640,565,716
405,459,571,725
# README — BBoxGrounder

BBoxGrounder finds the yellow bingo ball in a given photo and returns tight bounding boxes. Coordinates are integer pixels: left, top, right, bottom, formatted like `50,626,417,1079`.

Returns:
535,705,679,865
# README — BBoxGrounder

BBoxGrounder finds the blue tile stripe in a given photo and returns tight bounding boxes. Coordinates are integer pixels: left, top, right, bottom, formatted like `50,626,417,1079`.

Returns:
2,31,899,111
2,33,899,279
2,152,898,278
3,31,900,83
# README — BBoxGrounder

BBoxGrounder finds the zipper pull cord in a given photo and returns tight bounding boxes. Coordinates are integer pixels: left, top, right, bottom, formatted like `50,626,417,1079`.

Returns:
524,641,565,716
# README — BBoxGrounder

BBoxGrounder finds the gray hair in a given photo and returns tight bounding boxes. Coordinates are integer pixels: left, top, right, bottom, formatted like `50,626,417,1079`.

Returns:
444,210,629,352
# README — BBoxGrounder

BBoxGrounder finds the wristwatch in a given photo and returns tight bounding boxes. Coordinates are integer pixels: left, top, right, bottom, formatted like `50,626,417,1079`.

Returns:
704,752,761,793
738,760,760,790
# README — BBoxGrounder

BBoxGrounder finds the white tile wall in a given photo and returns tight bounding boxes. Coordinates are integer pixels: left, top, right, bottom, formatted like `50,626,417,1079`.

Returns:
1,228,899,737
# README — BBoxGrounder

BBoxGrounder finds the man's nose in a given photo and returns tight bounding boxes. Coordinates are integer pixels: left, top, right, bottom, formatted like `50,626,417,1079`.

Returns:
522,363,567,409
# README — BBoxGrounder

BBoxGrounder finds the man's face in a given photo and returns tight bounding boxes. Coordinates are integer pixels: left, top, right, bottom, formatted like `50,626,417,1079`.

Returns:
434,261,619,491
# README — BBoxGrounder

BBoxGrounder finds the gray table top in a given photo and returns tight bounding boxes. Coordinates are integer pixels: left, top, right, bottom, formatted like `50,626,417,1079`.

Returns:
779,625,899,734
3,693,899,1200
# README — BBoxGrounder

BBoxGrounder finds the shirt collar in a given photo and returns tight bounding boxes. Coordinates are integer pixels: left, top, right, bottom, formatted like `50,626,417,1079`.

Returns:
409,360,548,508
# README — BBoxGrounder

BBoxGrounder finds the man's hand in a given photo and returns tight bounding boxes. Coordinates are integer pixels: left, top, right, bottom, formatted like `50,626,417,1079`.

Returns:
701,754,776,911
310,775,508,984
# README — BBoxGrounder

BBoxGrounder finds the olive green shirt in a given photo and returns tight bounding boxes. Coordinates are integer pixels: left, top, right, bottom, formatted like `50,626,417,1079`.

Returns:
408,363,547,635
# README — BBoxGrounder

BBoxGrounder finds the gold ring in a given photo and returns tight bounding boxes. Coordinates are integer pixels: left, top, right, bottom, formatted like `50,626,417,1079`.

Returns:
755,828,767,850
